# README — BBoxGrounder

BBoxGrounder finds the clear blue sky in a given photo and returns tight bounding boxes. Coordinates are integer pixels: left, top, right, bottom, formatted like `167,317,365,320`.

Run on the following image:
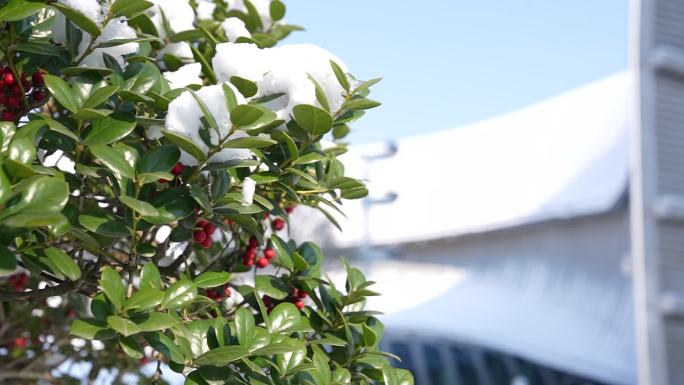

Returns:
284,1,628,144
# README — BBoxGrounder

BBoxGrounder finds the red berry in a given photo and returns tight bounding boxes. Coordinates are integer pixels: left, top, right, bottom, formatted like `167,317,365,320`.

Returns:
158,178,170,183
33,90,45,102
292,288,299,297
193,230,207,243
171,162,184,175
256,257,269,268
7,96,20,109
243,257,254,267
203,222,216,235
0,92,7,105
201,236,212,248
264,248,276,260
10,85,20,95
14,337,27,348
294,300,305,310
262,295,272,306
3,72,14,86
222,286,231,298
31,71,44,86
297,291,308,299
2,111,14,121
139,357,150,365
249,236,259,248
272,218,285,231
245,248,257,259
66,309,76,317
285,205,296,214
198,220,208,228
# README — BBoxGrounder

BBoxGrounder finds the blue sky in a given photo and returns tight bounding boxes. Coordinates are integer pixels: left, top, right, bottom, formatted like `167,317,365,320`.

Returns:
285,1,628,144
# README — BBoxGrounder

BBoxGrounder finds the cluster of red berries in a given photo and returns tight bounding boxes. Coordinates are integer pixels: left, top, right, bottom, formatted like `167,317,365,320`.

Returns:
193,219,216,249
160,162,185,183
242,236,276,268
0,67,46,122
206,285,231,302
7,273,28,292
262,287,307,312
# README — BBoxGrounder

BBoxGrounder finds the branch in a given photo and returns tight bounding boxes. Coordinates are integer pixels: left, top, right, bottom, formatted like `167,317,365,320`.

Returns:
0,279,84,301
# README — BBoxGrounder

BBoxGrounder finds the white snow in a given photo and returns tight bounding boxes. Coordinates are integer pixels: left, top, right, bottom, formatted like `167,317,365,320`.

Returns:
241,177,256,206
163,82,252,165
212,43,352,119
196,0,216,20
163,62,203,89
148,0,196,59
221,18,251,42
52,2,138,68
226,0,273,29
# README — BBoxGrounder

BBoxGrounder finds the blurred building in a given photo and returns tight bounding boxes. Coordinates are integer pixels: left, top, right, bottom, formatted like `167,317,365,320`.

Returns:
292,72,635,385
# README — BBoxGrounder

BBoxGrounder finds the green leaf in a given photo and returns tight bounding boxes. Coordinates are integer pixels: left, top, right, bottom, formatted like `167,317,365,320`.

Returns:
107,315,141,337
12,42,64,57
125,287,164,310
270,235,293,270
276,340,306,375
230,104,263,127
99,267,126,310
137,312,179,332
342,98,382,111
44,247,81,281
292,152,326,165
0,0,45,21
70,318,116,340
188,90,220,133
255,275,289,300
292,105,333,135
119,336,144,359
60,67,113,77
0,245,17,277
90,145,135,178
161,129,207,162
44,75,79,113
84,112,136,145
138,145,180,173
230,76,257,98
120,196,159,216
140,263,161,289
222,136,276,149
111,0,153,18
235,307,255,347
330,60,350,92
163,279,197,309
194,272,231,288
52,3,101,37
83,85,118,109
190,45,217,83
194,345,250,366
269,0,286,21
222,83,238,113
145,332,186,363
268,303,302,334
75,108,113,120
79,213,129,237
353,77,383,94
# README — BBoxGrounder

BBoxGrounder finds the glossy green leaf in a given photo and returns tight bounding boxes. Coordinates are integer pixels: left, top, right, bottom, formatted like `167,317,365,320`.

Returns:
79,213,129,237
269,0,286,21
255,275,289,300
292,105,333,135
194,345,250,366
138,145,180,173
84,112,136,145
111,0,153,18
52,3,101,36
222,136,276,149
119,336,144,358
235,307,255,347
90,145,135,178
161,129,207,162
83,85,118,109
330,60,350,92
0,0,46,21
140,263,161,289
268,303,302,334
120,196,159,216
125,287,164,310
70,318,116,340
44,247,81,281
137,312,179,332
107,315,141,337
230,104,263,127
163,279,197,309
194,271,231,288
230,76,258,98
99,267,126,310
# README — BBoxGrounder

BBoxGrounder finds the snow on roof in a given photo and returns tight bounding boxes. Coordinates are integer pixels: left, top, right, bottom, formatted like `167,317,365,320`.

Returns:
292,71,632,247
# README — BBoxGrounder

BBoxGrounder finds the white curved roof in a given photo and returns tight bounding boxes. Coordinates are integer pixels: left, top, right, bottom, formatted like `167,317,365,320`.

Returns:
292,71,632,248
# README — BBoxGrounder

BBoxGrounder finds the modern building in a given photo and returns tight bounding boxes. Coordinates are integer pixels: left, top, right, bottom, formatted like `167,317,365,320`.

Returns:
292,72,636,384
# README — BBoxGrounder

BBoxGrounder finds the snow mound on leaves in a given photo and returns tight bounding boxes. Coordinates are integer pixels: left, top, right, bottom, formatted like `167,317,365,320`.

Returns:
53,0,138,68
164,82,252,165
148,0,196,60
213,43,353,120
163,63,203,89
222,18,251,42
226,0,274,29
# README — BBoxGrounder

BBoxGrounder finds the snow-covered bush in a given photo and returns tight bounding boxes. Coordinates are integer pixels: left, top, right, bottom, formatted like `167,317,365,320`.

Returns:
0,0,409,384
